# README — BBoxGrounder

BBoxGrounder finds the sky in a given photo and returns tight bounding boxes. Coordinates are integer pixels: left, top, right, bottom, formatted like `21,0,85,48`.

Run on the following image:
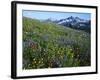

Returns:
23,10,91,20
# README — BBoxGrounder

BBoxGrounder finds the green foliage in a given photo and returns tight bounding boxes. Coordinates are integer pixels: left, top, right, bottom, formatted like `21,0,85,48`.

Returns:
23,17,91,69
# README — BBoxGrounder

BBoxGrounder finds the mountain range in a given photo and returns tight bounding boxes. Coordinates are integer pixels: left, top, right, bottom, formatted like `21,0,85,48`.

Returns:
46,16,91,33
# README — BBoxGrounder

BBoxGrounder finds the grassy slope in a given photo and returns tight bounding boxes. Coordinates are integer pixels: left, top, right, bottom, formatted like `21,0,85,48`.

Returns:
23,17,91,69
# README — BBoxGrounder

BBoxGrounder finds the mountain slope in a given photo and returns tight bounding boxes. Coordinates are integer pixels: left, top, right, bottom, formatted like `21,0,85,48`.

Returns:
23,17,91,69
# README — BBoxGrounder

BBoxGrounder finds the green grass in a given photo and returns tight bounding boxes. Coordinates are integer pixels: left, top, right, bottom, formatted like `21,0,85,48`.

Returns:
23,17,91,69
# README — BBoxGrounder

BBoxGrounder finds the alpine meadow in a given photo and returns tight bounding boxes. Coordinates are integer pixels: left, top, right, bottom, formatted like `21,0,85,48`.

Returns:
22,11,91,69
